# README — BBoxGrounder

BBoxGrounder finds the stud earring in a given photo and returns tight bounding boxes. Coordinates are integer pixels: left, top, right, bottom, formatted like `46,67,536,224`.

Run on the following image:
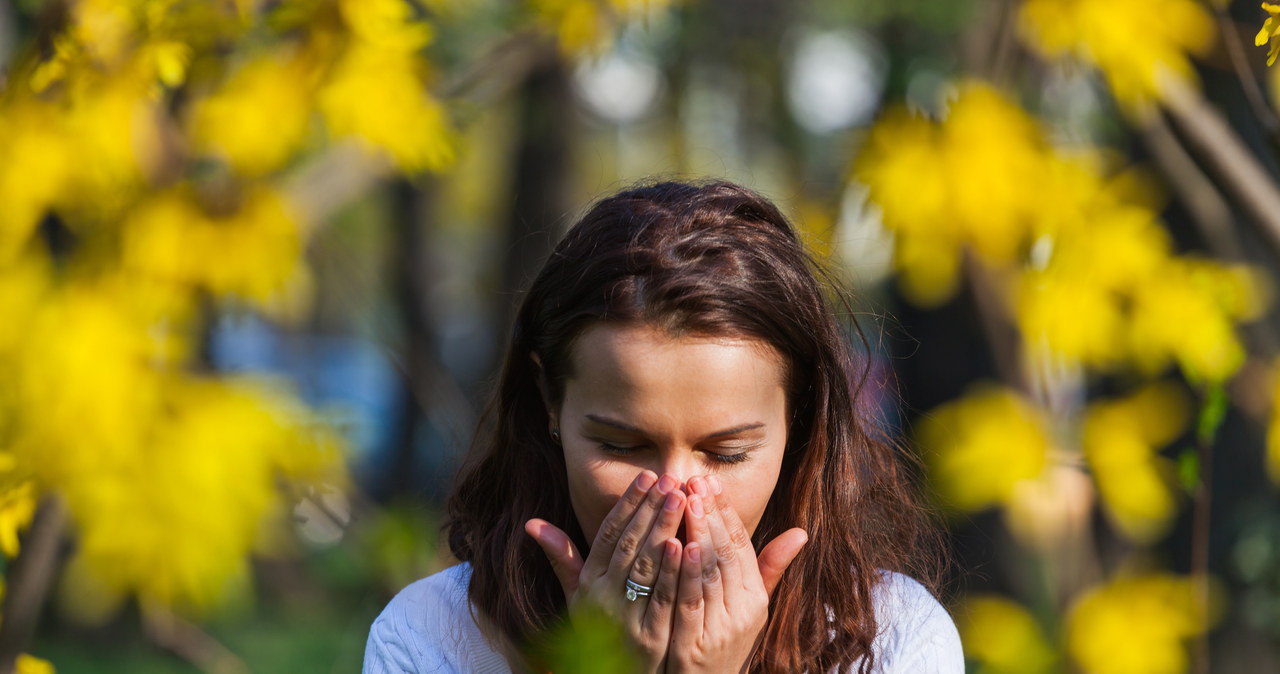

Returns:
551,426,561,443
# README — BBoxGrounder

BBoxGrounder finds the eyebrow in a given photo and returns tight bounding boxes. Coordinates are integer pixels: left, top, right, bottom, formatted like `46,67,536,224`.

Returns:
583,414,766,439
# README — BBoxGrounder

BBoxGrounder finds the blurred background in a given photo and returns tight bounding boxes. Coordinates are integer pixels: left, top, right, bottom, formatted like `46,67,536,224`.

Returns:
1,0,1279,672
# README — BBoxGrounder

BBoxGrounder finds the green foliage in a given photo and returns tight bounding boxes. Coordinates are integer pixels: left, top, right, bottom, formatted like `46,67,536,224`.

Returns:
1197,384,1229,447
530,604,642,674
1176,448,1200,495
836,0,978,32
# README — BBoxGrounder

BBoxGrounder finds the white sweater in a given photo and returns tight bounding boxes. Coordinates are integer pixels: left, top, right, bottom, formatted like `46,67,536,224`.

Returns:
363,563,963,673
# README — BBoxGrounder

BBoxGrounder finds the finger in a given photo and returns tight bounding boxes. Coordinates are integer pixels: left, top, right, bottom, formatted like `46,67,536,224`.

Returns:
695,476,744,593
685,491,725,619
525,518,585,600
672,540,705,650
629,483,685,589
641,537,682,638
757,527,808,597
610,473,680,586
582,470,658,580
707,476,754,555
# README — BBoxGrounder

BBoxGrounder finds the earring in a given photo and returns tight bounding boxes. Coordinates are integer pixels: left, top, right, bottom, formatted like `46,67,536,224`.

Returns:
551,426,561,443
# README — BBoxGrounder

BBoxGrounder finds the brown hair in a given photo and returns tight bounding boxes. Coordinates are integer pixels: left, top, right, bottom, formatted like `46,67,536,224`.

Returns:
446,179,941,673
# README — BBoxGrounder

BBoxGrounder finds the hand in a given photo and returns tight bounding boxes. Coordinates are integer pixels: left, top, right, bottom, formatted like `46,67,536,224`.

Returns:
526,471,688,673
667,475,807,674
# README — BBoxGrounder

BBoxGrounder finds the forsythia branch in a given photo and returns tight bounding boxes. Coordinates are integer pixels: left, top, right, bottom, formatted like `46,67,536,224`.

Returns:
141,603,248,674
1161,73,1280,258
0,498,67,674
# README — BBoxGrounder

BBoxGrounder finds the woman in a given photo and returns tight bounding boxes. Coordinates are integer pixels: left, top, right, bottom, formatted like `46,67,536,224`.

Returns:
364,181,962,673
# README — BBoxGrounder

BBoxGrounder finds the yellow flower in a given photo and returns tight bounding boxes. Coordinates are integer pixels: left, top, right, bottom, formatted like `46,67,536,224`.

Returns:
0,252,53,354
1020,0,1215,108
318,42,456,173
1257,3,1280,66
606,0,676,12
1016,204,1172,369
1034,154,1108,235
531,0,610,54
0,481,37,558
72,0,135,65
190,52,315,175
1058,206,1171,294
530,0,677,54
854,84,1047,305
1127,260,1249,383
301,0,457,173
1067,574,1206,674
144,40,191,88
958,595,1057,674
1013,177,1257,384
15,654,55,674
123,186,305,307
942,85,1047,264
13,284,171,486
0,102,74,263
892,232,963,308
59,73,165,217
47,376,344,618
854,109,946,239
29,35,78,93
1017,272,1125,368
1083,384,1188,542
918,386,1051,512
340,0,433,52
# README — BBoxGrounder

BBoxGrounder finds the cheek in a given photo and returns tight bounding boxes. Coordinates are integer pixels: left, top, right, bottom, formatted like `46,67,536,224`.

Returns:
727,484,775,536
723,458,786,535
565,456,632,542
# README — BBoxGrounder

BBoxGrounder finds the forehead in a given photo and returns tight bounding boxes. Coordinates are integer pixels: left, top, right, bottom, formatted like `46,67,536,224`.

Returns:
563,323,786,412
569,322,782,374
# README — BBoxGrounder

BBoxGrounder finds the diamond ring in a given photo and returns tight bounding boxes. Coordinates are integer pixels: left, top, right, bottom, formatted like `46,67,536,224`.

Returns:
624,577,653,602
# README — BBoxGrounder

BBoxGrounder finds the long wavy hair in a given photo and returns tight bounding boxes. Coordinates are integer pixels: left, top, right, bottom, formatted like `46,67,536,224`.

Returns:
446,180,941,673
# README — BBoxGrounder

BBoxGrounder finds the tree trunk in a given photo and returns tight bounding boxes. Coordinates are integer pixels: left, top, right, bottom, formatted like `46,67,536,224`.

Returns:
501,49,573,321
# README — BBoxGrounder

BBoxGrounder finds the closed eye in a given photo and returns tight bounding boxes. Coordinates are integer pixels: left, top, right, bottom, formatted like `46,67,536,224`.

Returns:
707,450,750,465
598,442,645,456
599,443,750,465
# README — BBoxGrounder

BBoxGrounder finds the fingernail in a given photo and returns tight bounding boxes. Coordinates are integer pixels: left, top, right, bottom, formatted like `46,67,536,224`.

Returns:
710,476,722,495
664,491,682,512
689,494,704,518
657,474,677,494
689,476,705,496
688,542,701,563
636,471,657,490
665,539,679,559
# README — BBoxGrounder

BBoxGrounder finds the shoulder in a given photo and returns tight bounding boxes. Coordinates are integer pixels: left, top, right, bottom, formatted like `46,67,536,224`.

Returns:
866,571,964,674
362,563,513,674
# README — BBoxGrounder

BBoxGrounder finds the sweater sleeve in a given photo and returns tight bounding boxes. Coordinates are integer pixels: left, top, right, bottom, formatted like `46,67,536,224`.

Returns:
868,572,964,674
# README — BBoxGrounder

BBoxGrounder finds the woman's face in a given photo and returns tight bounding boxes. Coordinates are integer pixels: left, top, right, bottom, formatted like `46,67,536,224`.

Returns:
551,323,789,546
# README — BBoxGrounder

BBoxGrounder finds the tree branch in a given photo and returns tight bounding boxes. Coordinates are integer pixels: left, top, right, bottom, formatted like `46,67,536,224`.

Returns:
141,603,248,674
1214,11,1280,153
1136,108,1243,260
0,496,68,674
282,142,392,236
962,251,1030,396
1160,74,1280,259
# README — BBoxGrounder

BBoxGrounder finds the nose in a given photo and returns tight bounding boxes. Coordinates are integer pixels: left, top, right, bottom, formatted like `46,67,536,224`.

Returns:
652,450,697,493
